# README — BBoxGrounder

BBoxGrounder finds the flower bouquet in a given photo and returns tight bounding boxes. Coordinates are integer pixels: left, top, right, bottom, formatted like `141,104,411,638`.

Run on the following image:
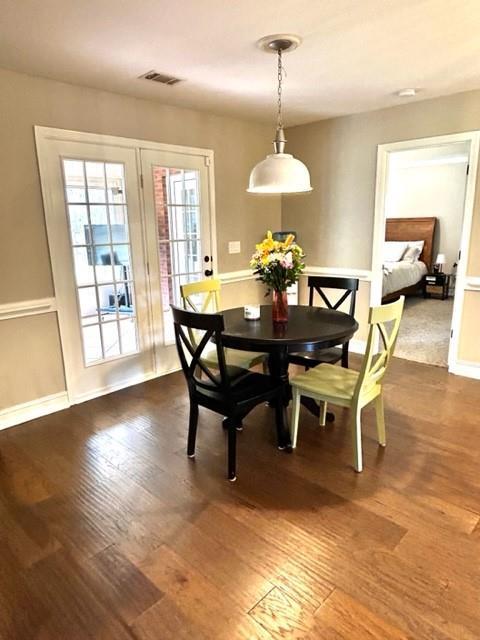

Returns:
250,231,305,322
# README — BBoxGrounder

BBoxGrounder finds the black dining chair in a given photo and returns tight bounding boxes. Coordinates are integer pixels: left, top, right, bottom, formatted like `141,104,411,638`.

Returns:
172,305,285,481
289,276,359,369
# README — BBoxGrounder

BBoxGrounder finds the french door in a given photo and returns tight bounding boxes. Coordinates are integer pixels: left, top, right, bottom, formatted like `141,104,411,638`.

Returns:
37,136,154,402
140,148,214,374
36,128,215,403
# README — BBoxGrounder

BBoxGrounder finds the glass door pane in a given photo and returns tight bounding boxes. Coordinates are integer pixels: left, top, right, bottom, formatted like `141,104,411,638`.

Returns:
62,159,139,365
153,167,204,344
139,147,213,376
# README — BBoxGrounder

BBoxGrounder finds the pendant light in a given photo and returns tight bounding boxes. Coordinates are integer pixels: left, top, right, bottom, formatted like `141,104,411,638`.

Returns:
247,35,312,194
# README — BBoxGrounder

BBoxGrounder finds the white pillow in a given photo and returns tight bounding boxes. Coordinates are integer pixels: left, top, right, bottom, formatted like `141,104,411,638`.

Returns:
383,241,408,263
403,240,425,263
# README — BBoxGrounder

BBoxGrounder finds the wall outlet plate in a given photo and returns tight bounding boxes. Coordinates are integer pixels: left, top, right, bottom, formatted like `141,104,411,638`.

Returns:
228,241,241,254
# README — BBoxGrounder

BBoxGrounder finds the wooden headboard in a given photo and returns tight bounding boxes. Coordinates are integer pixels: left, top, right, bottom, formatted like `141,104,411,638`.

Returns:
385,217,437,270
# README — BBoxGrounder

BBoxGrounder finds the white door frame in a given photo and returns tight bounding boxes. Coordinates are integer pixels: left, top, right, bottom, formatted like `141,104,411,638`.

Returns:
35,126,217,402
372,131,480,374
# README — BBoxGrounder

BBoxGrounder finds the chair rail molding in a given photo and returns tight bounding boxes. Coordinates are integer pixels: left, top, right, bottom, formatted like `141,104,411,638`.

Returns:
217,265,372,284
465,277,480,291
304,266,372,281
218,269,254,284
0,297,57,321
218,266,373,285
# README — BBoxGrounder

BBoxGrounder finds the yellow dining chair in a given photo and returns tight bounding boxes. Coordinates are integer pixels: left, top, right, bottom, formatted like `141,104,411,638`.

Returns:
180,278,268,372
289,296,405,472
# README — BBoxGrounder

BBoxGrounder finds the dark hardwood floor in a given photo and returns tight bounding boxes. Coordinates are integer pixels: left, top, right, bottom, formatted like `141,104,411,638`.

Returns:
1,356,479,639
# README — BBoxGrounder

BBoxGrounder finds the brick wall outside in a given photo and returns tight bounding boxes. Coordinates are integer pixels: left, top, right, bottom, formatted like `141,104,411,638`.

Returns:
153,167,175,309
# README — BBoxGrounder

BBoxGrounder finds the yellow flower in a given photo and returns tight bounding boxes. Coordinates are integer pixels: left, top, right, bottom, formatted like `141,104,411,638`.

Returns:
283,233,295,248
259,230,275,252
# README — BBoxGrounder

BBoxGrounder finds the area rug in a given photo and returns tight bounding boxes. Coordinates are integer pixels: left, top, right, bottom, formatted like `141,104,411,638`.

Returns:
394,296,454,367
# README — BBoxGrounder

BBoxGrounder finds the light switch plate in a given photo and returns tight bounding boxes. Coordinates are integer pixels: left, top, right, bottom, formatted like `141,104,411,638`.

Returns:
228,241,241,254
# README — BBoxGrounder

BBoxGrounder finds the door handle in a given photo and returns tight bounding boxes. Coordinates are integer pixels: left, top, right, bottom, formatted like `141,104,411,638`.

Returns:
204,269,213,277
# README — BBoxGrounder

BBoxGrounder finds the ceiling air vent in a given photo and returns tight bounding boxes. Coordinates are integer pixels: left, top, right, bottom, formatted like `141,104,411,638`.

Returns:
139,70,183,86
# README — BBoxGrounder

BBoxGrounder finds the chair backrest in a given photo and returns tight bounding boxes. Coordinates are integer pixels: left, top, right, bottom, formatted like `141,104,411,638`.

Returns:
180,278,221,313
355,296,405,398
307,276,359,317
172,304,231,395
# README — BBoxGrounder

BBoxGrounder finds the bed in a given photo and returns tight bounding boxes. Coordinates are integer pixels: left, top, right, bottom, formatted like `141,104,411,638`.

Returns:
382,217,437,302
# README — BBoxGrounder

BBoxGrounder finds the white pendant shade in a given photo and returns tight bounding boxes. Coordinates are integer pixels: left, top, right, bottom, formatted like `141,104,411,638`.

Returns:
247,153,312,194
247,36,312,195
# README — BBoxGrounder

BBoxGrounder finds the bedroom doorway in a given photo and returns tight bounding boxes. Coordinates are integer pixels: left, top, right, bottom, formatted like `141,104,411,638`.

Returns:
373,133,479,372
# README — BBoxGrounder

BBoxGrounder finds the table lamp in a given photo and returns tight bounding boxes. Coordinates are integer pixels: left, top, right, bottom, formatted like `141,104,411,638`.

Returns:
435,253,446,273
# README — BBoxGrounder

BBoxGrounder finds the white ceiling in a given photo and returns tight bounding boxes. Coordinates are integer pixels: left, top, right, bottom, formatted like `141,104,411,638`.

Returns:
1,0,480,126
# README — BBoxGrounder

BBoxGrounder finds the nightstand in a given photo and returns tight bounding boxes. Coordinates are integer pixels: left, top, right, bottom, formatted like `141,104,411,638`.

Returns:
423,273,450,300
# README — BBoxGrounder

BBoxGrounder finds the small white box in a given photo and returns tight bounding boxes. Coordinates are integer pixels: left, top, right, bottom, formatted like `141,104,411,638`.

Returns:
244,304,260,320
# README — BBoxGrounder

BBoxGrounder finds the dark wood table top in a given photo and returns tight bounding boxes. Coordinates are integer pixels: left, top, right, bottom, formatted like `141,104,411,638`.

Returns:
221,305,358,352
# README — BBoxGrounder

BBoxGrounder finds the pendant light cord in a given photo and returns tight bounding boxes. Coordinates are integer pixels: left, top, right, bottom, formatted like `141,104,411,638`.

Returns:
277,49,284,130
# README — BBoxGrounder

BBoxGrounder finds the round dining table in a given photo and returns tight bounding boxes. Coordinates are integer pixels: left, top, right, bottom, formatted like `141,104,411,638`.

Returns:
221,304,359,449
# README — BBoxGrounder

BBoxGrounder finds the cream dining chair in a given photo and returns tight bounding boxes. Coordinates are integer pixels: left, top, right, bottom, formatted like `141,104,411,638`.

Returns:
180,278,268,372
289,296,405,472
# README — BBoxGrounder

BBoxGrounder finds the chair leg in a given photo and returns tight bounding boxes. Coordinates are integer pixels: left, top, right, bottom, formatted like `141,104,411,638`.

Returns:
262,358,269,375
227,419,237,482
290,388,301,449
375,393,386,447
319,401,327,427
341,343,349,368
187,402,199,458
351,404,363,472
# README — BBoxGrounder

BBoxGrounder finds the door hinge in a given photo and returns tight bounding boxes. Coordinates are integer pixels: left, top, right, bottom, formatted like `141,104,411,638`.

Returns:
451,329,453,338
459,249,462,261
204,156,211,167
146,261,150,276
466,164,470,175
140,174,144,189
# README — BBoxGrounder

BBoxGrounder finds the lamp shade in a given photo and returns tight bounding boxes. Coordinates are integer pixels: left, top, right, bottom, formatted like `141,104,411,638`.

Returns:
247,153,312,194
436,253,446,265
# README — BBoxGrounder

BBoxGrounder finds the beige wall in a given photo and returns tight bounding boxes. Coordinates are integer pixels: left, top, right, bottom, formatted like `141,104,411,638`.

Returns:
4,66,480,415
221,279,267,310
283,88,480,272
284,89,480,364
0,68,280,304
0,314,65,410
458,292,480,364
0,68,280,410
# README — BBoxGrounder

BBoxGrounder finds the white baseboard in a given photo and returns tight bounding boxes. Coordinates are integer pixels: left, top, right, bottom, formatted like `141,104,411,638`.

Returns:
0,391,69,431
0,367,183,430
71,366,181,405
448,360,480,380
349,339,367,355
